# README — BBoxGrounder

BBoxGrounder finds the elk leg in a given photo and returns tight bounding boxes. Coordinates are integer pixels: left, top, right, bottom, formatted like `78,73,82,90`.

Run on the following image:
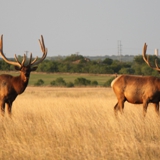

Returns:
143,101,148,117
118,100,125,114
154,103,159,116
1,101,5,116
114,100,124,115
114,102,119,116
6,102,12,116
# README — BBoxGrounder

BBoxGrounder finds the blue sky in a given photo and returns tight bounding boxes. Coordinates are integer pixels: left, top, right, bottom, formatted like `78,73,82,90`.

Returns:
0,0,160,57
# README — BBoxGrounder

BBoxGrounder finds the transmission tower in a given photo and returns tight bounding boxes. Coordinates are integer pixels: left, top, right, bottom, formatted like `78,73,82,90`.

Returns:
117,40,122,61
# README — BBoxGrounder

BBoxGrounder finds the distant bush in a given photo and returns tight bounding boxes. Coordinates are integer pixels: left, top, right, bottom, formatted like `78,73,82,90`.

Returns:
103,77,115,87
50,80,56,86
66,82,74,88
91,80,98,86
34,79,44,86
50,77,66,87
74,77,91,86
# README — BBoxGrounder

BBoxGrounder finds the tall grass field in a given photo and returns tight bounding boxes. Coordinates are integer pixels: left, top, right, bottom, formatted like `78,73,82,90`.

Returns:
0,87,160,160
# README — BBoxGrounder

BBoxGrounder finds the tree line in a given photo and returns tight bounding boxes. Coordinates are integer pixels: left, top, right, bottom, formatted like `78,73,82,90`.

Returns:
0,53,160,76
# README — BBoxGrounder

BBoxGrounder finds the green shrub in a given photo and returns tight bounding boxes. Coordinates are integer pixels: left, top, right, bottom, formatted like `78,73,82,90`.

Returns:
91,80,98,86
34,79,44,86
50,80,56,86
66,82,74,88
50,77,66,87
74,77,91,86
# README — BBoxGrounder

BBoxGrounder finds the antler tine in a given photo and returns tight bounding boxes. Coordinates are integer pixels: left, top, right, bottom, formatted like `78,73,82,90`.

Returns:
142,43,150,66
0,35,21,68
142,43,160,71
155,59,160,69
30,56,38,65
27,53,32,66
39,35,45,53
31,35,47,66
25,52,38,66
0,35,3,53
28,53,40,66
14,54,27,67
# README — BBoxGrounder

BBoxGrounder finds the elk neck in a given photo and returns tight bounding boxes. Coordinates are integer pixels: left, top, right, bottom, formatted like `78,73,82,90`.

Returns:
12,72,30,94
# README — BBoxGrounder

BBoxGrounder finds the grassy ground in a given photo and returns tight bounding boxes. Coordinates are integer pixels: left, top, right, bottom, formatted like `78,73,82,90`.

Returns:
30,72,112,86
0,71,114,86
0,87,160,159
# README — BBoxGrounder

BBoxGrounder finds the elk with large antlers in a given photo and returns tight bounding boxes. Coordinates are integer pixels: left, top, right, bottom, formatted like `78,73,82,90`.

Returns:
111,43,160,116
0,35,47,116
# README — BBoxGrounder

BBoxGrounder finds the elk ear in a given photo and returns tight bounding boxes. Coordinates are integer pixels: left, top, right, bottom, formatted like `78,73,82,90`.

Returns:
14,66,21,71
31,66,38,71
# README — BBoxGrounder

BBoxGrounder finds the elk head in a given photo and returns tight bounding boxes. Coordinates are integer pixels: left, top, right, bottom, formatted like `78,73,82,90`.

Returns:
0,35,47,116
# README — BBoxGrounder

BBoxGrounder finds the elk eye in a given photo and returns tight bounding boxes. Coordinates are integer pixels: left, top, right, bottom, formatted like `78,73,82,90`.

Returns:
26,73,29,77
25,70,30,76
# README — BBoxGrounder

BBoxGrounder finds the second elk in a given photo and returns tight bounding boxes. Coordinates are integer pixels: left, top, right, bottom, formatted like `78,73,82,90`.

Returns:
111,43,160,116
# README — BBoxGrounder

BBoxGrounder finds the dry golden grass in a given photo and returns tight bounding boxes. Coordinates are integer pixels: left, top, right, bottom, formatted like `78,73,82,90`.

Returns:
0,87,160,160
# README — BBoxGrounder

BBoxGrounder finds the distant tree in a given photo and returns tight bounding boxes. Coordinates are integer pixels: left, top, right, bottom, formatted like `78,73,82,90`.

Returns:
134,55,160,66
141,66,156,76
0,60,12,70
119,67,134,74
102,58,113,65
133,55,144,65
110,63,121,73
133,66,142,75
64,53,84,63
37,60,59,72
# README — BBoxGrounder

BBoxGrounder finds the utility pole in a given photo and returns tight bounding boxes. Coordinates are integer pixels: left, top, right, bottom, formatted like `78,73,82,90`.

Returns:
117,40,122,62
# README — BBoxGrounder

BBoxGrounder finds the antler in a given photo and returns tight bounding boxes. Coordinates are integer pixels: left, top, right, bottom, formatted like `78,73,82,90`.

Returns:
0,35,47,68
142,43,160,71
30,35,48,67
0,35,23,68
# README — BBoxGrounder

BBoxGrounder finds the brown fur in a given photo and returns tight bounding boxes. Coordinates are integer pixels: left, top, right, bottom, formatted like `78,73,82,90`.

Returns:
0,67,35,115
111,75,160,116
0,35,47,116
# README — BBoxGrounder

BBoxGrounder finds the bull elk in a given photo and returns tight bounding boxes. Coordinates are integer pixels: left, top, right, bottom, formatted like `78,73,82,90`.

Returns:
0,35,47,116
111,43,160,116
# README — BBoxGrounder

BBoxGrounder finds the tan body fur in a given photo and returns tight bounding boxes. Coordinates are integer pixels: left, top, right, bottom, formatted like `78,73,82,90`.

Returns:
111,75,160,116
